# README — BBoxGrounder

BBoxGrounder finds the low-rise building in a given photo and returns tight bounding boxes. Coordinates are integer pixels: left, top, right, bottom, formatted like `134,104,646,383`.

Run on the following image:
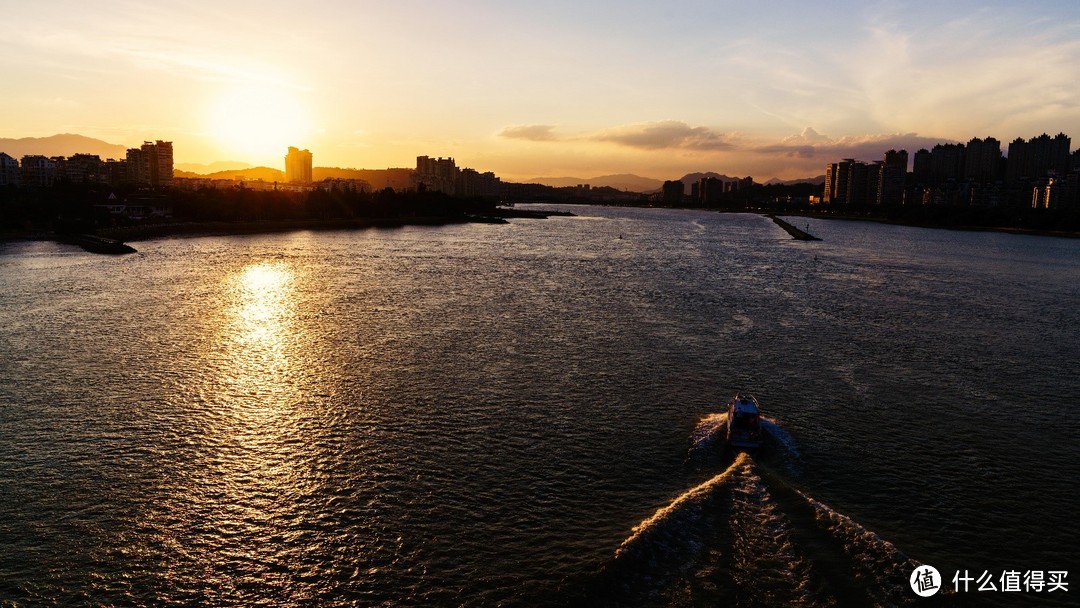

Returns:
0,152,19,186
20,155,57,187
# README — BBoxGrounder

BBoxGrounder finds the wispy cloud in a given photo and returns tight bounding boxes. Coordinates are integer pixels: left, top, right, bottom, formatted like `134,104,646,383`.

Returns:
848,8,1080,137
498,124,559,142
593,120,733,151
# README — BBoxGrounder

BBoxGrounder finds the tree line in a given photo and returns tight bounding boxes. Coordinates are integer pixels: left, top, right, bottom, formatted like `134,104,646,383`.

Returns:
0,183,500,234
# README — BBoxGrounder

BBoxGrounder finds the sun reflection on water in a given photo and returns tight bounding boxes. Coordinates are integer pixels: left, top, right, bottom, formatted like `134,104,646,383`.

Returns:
217,260,307,425
129,259,332,601
235,262,294,345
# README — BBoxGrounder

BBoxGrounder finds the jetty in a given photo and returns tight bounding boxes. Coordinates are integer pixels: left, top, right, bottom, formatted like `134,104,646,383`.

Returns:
767,215,820,241
59,234,137,254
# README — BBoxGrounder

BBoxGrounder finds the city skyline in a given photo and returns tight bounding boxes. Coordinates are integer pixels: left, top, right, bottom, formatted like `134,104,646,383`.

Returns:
4,1,1080,182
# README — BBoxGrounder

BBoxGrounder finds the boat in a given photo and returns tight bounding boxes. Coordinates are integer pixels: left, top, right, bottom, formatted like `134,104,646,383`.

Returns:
726,393,763,449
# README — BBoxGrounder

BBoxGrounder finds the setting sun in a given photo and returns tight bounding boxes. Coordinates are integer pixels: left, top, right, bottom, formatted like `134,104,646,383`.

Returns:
207,83,312,163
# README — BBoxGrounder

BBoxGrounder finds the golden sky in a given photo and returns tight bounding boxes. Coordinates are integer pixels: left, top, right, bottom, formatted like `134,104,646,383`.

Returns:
3,1,1079,180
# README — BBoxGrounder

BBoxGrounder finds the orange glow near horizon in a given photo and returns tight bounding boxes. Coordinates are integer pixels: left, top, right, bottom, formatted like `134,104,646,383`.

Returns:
4,3,1079,180
206,84,313,165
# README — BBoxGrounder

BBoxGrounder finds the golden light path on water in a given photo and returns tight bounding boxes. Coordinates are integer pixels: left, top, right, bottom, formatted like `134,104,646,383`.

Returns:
235,262,294,346
184,260,325,599
221,261,300,444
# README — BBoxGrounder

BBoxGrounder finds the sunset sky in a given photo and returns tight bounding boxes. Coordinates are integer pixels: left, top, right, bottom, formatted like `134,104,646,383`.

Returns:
3,0,1079,181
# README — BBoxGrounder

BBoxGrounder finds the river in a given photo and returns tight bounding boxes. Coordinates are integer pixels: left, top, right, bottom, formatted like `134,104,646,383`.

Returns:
1,206,1077,606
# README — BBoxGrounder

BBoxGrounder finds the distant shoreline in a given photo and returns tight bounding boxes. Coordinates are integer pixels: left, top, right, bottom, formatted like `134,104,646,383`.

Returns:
773,210,1080,240
94,208,573,243
0,217,475,247
96,216,472,243
3,206,1077,247
0,208,575,248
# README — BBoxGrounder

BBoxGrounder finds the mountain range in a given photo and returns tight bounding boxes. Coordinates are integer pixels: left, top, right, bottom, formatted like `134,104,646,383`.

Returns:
765,175,826,186
174,161,254,173
526,174,666,192
0,134,127,160
529,172,824,193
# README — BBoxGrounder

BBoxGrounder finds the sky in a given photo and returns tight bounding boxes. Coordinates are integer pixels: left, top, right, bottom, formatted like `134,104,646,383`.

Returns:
2,0,1079,181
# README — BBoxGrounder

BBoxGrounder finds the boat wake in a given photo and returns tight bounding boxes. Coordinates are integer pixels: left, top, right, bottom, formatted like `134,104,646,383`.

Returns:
688,412,801,474
582,415,930,607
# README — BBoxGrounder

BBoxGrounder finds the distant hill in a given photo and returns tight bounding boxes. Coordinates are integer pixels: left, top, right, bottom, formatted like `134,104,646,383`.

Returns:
764,175,826,186
664,172,741,195
528,172,786,194
175,161,253,173
678,171,740,184
177,166,285,181
174,166,415,191
0,134,128,159
315,167,414,191
528,174,664,192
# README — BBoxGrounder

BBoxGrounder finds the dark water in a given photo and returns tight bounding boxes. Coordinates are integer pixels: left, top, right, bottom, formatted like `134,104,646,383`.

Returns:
0,207,1077,606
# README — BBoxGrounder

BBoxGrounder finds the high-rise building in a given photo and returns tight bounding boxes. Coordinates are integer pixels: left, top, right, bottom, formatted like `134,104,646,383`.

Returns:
912,149,932,184
930,143,965,183
1006,133,1072,184
833,159,856,204
878,149,908,205
457,168,502,198
824,162,839,203
149,141,173,186
285,147,313,183
661,180,684,205
845,161,870,205
413,155,459,194
698,176,724,205
963,137,1000,183
125,141,174,186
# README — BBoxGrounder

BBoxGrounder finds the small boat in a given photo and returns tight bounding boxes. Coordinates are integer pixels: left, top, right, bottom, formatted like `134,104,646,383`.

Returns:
726,393,763,449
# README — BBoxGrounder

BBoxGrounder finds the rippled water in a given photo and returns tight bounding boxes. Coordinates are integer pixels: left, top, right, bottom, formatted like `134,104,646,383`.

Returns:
1,207,1077,606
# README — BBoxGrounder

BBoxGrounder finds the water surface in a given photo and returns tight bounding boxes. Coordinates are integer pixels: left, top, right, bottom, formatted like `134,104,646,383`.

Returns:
1,207,1077,606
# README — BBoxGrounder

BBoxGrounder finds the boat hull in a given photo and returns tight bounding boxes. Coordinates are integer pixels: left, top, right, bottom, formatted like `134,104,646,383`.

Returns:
725,393,764,450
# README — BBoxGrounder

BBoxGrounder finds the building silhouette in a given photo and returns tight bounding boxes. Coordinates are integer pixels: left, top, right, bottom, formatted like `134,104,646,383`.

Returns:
823,151,905,205
963,137,1001,183
20,155,57,188
662,180,684,205
824,159,857,204
62,154,105,183
878,149,908,205
456,167,502,198
0,152,20,186
411,155,502,197
846,161,873,205
930,143,965,184
285,147,313,184
125,141,173,186
699,177,724,205
413,156,459,194
825,132,1076,208
1006,133,1071,184
823,163,839,204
